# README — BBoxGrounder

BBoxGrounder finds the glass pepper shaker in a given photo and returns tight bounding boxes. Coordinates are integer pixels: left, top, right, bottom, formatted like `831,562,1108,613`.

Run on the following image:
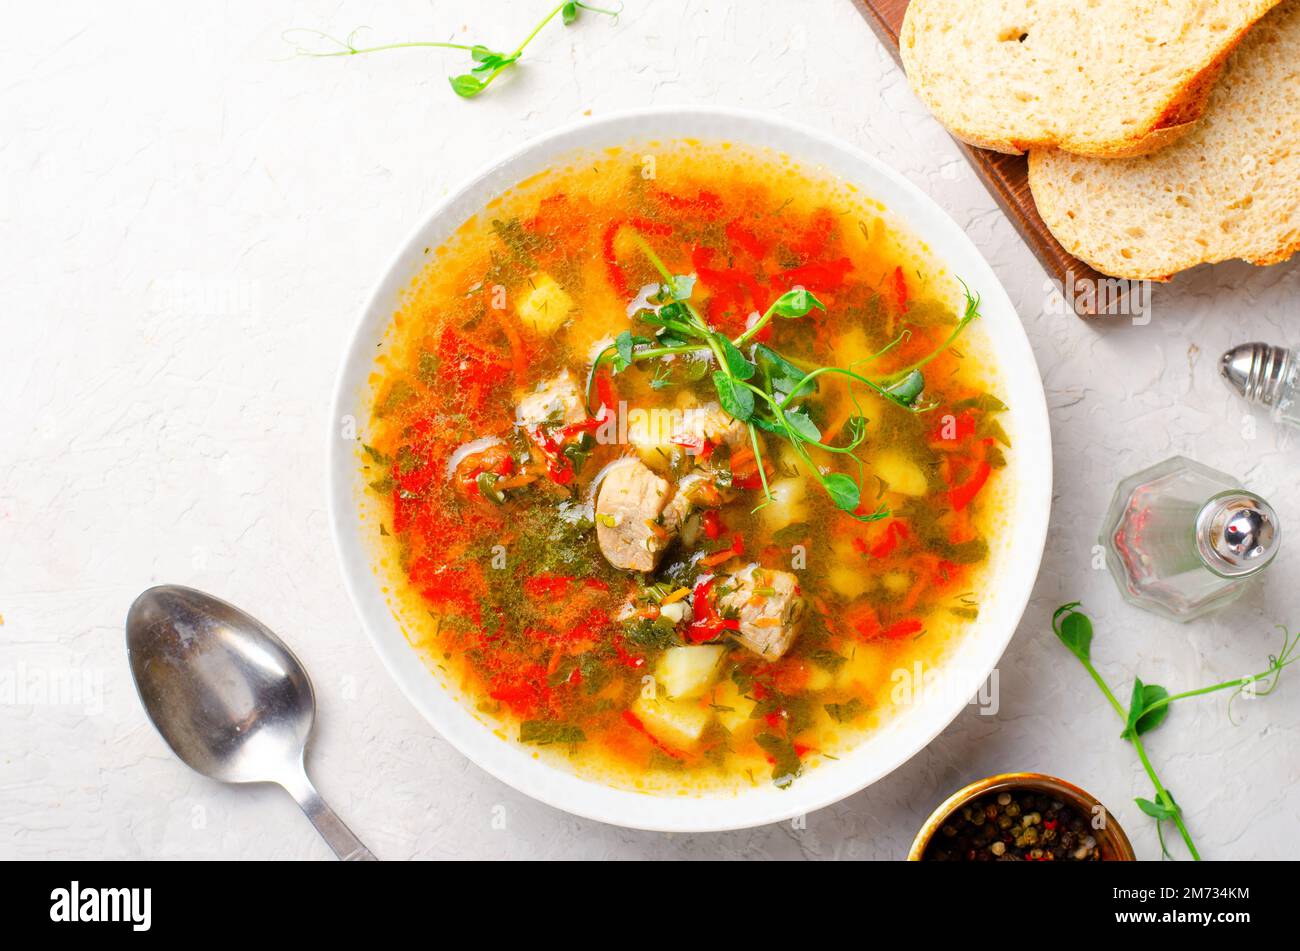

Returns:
1101,456,1280,622
1220,342,1300,428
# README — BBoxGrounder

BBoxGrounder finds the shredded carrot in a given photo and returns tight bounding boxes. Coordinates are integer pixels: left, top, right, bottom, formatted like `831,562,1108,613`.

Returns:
752,617,783,628
645,519,670,541
701,534,744,567
545,648,564,676
661,587,691,605
900,574,929,614
701,547,736,567
488,307,530,387
730,446,755,470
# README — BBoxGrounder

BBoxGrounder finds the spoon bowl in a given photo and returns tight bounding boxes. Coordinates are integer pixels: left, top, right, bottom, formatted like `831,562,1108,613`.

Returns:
126,584,374,860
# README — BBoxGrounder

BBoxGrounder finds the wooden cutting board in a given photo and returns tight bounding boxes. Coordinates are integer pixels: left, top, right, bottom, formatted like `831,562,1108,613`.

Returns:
850,0,1115,317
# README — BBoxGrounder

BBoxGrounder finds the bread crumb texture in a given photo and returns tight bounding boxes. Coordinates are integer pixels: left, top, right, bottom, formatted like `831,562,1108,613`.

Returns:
901,0,1283,157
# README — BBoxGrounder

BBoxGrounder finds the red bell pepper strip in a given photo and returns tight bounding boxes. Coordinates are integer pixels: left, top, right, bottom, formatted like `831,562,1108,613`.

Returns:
846,604,881,640
882,618,924,640
776,258,853,294
790,209,834,260
868,519,910,559
686,576,741,643
612,635,646,668
594,372,619,416
949,462,992,512
602,220,630,297
653,188,723,218
893,265,909,313
725,219,769,259
522,574,575,599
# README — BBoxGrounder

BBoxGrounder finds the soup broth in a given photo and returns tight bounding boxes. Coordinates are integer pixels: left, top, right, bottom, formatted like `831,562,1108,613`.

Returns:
362,142,1010,793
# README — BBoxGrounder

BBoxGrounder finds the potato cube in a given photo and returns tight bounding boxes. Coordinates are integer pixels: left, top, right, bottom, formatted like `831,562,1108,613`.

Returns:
710,679,757,735
874,451,928,497
631,696,712,749
828,564,870,599
883,571,911,594
758,476,809,532
656,645,725,700
517,274,574,336
806,665,834,692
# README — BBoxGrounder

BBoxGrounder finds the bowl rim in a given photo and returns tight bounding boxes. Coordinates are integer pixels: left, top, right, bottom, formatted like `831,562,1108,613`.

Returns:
907,772,1137,860
326,105,1054,832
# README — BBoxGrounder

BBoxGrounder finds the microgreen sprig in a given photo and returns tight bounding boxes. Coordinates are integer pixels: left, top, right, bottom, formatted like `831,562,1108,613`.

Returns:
1052,602,1300,860
285,1,621,99
587,231,980,521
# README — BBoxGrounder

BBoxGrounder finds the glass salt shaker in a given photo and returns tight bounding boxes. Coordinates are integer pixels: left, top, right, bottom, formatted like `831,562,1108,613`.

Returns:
1220,342,1300,428
1101,456,1280,622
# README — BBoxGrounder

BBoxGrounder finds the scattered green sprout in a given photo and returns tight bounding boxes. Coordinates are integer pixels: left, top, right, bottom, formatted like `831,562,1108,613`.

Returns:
586,232,981,521
1052,602,1300,860
284,1,621,98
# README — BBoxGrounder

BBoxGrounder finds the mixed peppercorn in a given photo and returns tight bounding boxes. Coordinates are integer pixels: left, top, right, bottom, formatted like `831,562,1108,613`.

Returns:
922,788,1102,861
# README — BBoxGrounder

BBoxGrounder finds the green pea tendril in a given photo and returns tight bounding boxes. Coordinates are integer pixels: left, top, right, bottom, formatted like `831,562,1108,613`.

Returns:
1052,602,1300,861
587,231,981,521
285,1,622,98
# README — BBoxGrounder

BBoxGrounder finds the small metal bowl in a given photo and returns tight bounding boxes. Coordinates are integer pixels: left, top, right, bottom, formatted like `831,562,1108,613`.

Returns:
908,772,1136,861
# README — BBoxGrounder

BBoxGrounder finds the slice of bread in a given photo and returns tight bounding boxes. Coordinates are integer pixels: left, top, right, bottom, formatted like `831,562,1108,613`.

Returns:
900,0,1282,157
1029,0,1300,281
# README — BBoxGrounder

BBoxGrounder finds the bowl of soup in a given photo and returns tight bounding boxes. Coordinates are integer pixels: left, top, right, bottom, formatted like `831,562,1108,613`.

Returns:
328,108,1052,831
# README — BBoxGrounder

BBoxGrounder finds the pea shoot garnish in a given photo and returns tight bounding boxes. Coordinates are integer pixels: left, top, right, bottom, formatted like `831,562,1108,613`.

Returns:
1053,602,1300,860
285,1,621,99
587,229,981,521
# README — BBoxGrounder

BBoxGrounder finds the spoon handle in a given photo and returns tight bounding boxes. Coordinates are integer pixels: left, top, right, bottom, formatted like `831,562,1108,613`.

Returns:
282,767,377,861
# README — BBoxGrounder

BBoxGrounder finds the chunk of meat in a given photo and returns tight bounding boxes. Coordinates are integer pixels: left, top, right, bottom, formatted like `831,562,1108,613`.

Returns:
662,472,710,532
677,401,755,451
595,458,679,573
716,565,805,660
515,370,587,430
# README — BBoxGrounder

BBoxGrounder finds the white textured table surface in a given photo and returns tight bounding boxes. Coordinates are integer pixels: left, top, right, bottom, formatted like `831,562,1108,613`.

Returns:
4,0,1298,861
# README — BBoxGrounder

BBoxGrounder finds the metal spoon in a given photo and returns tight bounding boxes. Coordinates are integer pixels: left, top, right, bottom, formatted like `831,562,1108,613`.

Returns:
126,584,376,861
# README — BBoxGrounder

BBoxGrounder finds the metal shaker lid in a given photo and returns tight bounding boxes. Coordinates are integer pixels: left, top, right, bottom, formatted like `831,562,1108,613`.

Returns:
1220,342,1293,406
1196,491,1280,578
